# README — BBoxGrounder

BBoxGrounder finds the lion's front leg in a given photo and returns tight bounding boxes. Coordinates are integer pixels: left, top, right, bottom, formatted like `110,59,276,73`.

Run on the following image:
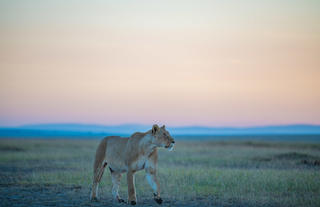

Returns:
146,167,162,204
127,171,137,205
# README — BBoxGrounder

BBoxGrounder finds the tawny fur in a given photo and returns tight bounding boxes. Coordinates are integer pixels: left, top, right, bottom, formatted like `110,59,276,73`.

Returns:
90,124,175,205
93,138,107,177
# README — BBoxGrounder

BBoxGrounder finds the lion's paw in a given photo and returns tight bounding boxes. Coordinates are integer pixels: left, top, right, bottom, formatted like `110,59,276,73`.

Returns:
154,197,163,204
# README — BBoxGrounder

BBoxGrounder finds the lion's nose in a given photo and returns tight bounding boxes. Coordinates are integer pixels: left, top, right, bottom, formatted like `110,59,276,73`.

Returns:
171,140,175,144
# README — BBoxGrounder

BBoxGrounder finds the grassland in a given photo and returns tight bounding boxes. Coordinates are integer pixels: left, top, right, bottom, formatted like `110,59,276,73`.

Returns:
1,137,320,207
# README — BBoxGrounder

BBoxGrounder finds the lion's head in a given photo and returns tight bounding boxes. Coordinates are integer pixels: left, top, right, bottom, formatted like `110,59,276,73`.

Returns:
151,124,175,151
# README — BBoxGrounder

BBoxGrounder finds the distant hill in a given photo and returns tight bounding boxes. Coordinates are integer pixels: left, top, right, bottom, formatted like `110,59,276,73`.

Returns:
1,123,320,138
171,124,320,135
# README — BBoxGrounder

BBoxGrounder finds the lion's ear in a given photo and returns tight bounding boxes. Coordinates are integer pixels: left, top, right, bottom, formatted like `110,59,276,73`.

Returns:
152,124,159,135
161,125,166,129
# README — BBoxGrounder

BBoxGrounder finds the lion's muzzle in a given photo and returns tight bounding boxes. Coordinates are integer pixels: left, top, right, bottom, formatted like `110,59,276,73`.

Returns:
165,140,175,151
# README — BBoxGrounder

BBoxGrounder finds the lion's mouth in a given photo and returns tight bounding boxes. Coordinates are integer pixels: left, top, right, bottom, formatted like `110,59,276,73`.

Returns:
165,143,174,151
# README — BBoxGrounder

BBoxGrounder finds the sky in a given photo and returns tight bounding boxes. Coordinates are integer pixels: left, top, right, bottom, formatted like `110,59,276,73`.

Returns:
0,0,320,127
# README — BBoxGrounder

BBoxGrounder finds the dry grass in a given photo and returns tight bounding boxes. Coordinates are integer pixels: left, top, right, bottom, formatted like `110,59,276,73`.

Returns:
0,138,320,207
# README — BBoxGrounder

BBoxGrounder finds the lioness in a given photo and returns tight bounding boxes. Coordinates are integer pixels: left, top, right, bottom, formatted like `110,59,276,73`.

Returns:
90,124,175,205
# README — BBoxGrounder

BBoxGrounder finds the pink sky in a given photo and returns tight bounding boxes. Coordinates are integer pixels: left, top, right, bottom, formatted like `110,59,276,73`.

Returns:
1,1,320,127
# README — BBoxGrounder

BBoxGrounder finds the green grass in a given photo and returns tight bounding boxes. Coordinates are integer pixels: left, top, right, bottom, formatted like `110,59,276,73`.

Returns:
1,138,320,207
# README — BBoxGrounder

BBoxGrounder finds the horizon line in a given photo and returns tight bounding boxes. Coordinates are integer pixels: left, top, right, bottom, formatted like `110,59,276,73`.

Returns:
1,122,320,129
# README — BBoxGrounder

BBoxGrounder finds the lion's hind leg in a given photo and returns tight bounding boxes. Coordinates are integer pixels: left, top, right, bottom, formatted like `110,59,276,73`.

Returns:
110,169,124,203
90,161,107,201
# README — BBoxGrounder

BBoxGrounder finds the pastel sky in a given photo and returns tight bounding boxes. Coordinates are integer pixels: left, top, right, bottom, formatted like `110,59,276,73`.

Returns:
1,0,320,127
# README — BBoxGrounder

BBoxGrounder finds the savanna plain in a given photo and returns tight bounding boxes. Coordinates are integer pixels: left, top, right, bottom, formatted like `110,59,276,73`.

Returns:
1,136,320,207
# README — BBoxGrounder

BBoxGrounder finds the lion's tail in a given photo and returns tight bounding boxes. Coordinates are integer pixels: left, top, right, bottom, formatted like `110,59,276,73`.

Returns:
93,138,107,180
91,137,107,200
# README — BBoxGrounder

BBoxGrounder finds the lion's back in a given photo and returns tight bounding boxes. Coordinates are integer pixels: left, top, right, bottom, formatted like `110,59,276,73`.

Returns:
105,136,128,149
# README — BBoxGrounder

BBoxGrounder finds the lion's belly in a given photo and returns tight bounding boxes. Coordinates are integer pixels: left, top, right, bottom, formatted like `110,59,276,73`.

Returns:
107,156,147,173
108,162,127,173
105,152,128,173
130,156,147,171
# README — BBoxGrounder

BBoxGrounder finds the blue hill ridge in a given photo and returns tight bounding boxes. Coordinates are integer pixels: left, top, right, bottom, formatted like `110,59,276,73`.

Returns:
1,123,320,138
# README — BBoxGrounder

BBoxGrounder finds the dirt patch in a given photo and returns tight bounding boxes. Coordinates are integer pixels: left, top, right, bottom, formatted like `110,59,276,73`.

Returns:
0,184,221,207
273,152,319,160
252,152,320,162
252,157,272,162
0,164,76,175
301,159,320,166
252,152,320,168
0,145,25,152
